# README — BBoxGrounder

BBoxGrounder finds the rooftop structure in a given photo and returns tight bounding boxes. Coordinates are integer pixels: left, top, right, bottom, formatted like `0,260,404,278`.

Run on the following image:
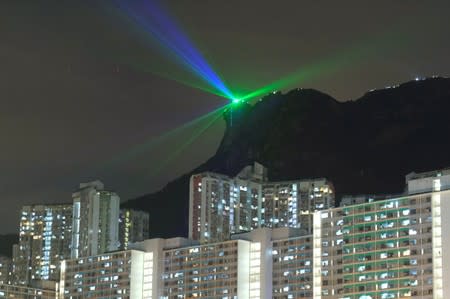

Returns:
406,167,450,194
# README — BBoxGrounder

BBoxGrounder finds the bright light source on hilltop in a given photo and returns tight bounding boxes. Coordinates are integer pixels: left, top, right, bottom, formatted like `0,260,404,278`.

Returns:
232,98,242,104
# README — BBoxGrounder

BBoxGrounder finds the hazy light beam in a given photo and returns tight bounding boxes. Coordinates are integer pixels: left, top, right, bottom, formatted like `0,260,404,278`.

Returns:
116,0,233,99
149,105,226,177
238,31,411,101
104,103,230,169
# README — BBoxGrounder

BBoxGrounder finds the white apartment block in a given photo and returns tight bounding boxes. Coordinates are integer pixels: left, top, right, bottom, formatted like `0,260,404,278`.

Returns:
189,162,334,243
60,250,152,299
71,181,120,259
59,168,450,299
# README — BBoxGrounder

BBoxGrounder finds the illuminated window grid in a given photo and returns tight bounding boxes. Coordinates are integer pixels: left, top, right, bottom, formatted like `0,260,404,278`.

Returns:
191,175,203,241
191,172,335,245
432,192,443,299
320,195,435,299
251,188,260,229
143,252,153,299
0,284,57,299
249,242,261,299
0,256,11,285
162,241,239,298
17,204,73,283
62,252,132,298
272,236,313,298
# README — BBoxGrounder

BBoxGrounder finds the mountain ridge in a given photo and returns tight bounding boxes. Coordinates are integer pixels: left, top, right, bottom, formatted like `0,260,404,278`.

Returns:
2,77,449,256
122,76,450,239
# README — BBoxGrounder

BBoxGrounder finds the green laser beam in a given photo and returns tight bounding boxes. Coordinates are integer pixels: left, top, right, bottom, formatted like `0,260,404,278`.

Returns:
237,31,412,101
104,103,229,170
106,31,407,172
149,104,227,177
101,16,414,178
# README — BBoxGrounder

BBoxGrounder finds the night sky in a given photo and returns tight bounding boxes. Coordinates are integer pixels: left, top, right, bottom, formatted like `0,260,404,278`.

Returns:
1,0,449,234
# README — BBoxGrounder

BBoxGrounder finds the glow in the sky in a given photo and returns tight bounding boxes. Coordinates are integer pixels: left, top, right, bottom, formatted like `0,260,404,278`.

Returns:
117,0,234,100
105,103,230,169
149,104,227,177
237,32,409,102
116,1,409,105
109,2,410,173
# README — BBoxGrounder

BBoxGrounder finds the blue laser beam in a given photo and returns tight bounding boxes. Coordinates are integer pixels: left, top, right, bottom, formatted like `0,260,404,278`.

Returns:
117,0,234,99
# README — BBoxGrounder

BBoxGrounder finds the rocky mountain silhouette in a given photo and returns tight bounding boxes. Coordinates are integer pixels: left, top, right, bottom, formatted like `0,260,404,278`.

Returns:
121,77,450,239
0,234,18,258
3,77,449,256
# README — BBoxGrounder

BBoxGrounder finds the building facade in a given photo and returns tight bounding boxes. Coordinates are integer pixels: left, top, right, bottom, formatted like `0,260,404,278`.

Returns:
0,256,12,285
271,234,314,298
161,239,256,299
0,281,57,299
60,250,151,299
119,209,150,250
14,204,72,284
60,168,450,298
315,192,447,299
61,233,271,299
189,162,334,243
71,181,120,259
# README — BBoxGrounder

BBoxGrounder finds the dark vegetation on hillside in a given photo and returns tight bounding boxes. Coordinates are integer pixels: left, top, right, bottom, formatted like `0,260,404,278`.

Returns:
0,234,18,258
123,77,450,239
3,77,449,256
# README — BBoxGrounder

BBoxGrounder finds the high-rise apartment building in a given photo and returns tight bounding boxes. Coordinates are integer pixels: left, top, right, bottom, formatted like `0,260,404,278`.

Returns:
314,168,450,299
11,244,20,284
61,234,265,299
189,162,334,243
59,167,450,299
0,256,12,285
70,180,120,259
118,209,150,250
161,236,270,299
262,179,333,231
14,204,72,284
0,281,58,299
60,250,151,299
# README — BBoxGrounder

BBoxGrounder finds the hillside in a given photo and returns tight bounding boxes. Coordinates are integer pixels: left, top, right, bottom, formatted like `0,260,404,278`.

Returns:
123,77,450,238
0,234,18,258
